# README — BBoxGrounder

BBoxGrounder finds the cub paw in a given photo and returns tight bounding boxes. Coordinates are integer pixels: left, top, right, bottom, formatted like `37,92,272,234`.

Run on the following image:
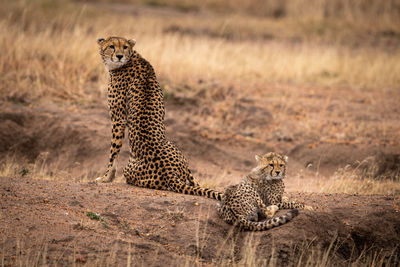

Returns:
265,205,279,218
216,202,221,211
304,205,314,211
282,196,289,202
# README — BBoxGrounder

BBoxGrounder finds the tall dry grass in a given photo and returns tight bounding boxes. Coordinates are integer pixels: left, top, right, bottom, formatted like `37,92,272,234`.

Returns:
4,227,398,266
0,153,79,182
95,0,400,26
0,0,104,103
318,162,400,195
0,0,399,103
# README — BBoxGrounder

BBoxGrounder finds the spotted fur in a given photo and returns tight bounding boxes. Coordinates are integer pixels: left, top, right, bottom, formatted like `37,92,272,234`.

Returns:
95,36,222,201
217,152,312,231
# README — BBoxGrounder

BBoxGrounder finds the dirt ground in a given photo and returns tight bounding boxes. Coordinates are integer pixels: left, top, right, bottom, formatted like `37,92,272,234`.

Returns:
1,176,399,266
1,82,400,266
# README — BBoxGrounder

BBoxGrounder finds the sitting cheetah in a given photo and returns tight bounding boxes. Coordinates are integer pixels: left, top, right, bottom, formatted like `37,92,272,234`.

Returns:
217,152,312,231
95,36,222,200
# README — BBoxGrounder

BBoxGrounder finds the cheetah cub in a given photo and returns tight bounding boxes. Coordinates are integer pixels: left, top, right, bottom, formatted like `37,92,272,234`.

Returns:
217,152,313,231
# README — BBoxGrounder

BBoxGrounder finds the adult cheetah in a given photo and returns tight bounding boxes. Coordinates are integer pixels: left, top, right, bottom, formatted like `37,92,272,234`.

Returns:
95,36,222,200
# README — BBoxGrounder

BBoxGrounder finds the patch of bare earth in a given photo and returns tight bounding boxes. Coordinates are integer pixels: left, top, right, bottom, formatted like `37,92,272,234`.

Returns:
1,176,399,266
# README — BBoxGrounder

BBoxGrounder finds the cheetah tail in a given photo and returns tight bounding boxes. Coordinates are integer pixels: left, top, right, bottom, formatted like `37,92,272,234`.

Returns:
179,184,223,201
238,209,299,231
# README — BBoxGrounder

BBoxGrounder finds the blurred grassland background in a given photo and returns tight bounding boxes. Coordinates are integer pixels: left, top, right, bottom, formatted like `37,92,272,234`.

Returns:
1,0,399,104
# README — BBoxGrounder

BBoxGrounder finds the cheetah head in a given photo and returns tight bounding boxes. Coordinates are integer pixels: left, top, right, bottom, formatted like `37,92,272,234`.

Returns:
254,152,288,180
97,36,136,71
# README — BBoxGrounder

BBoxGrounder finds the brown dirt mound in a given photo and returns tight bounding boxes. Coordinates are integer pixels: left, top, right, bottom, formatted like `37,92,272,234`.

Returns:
1,176,399,266
0,103,114,180
356,152,400,181
0,106,103,166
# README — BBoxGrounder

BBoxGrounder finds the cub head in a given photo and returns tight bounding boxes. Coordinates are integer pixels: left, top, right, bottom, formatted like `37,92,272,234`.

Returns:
97,37,136,71
254,152,288,180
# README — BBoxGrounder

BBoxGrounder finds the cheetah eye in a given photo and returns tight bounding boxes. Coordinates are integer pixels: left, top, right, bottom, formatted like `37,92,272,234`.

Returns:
123,45,128,49
269,163,274,167
109,45,115,49
280,164,284,167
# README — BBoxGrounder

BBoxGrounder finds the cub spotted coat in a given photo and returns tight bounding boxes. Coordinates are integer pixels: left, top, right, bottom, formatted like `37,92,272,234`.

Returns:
217,152,312,231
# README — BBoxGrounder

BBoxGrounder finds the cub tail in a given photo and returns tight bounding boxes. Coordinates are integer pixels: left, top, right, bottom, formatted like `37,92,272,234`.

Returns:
238,209,299,231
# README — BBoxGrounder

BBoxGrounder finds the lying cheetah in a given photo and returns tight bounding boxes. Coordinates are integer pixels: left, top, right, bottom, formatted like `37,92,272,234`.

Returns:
95,36,222,200
217,152,312,231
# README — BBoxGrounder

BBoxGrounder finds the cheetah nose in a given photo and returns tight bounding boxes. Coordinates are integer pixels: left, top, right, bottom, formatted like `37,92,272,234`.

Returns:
116,54,123,60
275,171,280,175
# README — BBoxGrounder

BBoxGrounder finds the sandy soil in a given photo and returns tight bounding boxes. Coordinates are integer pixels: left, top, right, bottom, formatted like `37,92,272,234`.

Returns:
1,176,399,266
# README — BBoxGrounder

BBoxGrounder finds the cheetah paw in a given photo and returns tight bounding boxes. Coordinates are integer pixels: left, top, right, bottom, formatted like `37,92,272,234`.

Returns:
304,205,314,211
95,168,116,183
282,196,289,202
265,205,279,218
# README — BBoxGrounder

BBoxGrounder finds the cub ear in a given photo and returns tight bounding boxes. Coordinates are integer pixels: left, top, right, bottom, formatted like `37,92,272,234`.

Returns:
255,155,262,162
284,155,289,163
97,38,106,45
128,39,136,47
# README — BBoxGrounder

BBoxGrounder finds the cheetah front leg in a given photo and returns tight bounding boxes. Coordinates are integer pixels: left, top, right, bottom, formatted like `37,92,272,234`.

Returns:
96,83,128,183
96,118,126,183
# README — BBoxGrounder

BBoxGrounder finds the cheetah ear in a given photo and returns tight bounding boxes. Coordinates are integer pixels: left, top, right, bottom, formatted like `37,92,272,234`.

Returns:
284,155,289,163
128,39,136,47
97,38,105,45
255,155,262,162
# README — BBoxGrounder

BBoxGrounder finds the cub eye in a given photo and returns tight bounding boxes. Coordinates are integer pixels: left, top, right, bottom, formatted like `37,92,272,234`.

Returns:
280,164,284,167
269,164,274,167
109,45,115,49
123,45,128,49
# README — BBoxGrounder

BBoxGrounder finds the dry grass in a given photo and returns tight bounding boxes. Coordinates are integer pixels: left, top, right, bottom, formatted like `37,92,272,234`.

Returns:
200,239,398,267
318,167,400,196
316,154,400,195
279,170,400,196
318,174,400,196
94,0,400,25
0,155,48,179
287,158,400,196
0,153,85,182
142,35,400,90
4,227,398,266
0,1,104,103
1,0,399,104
